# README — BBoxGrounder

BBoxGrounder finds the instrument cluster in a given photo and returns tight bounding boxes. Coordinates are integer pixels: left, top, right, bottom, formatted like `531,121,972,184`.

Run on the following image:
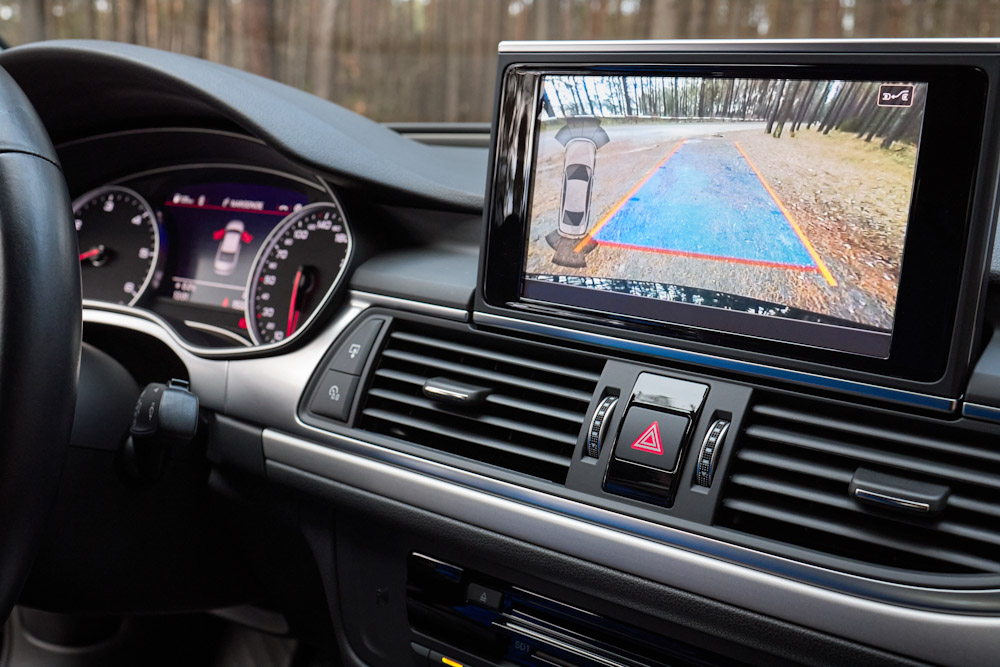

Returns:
75,165,352,349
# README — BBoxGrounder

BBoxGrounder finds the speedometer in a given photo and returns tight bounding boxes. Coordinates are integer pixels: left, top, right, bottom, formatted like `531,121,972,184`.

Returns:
246,202,352,344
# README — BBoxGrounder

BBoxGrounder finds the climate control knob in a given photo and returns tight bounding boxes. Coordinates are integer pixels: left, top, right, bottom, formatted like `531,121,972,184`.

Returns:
586,395,619,458
695,418,731,487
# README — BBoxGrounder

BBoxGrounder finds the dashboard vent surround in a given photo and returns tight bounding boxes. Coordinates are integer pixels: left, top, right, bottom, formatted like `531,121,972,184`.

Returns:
718,395,1000,575
359,321,603,484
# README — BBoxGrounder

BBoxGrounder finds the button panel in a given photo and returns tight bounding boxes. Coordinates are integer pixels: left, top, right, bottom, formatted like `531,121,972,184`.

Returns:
603,373,709,507
305,316,387,423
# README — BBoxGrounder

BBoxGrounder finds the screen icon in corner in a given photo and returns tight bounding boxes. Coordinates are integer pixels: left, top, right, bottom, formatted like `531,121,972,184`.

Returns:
877,83,915,107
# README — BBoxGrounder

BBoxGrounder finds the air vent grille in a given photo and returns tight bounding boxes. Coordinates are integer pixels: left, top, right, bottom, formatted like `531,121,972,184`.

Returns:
718,396,1000,575
359,321,603,483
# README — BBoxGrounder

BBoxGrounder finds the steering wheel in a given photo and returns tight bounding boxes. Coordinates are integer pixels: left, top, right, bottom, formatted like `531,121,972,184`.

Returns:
0,68,81,619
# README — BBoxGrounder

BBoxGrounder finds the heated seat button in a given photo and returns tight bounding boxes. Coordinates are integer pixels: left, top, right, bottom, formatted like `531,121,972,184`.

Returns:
309,371,359,422
330,318,384,375
613,406,689,473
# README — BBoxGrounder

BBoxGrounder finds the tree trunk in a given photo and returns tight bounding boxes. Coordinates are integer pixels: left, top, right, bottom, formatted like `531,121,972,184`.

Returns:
765,79,787,134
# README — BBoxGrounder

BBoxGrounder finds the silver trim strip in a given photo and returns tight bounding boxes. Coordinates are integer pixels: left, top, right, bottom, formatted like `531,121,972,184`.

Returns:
422,385,470,402
474,312,957,413
263,429,1000,667
352,291,468,322
183,320,252,347
498,621,628,667
855,488,931,513
961,401,1000,422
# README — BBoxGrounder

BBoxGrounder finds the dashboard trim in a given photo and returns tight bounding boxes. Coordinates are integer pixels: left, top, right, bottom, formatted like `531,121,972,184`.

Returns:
263,429,1000,667
473,312,957,413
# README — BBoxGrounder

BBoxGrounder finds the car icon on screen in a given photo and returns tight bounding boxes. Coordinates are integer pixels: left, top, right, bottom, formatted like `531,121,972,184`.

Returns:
214,220,244,276
559,137,598,238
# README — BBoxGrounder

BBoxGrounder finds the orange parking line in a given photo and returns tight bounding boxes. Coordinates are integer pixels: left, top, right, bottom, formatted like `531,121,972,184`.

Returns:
733,141,837,287
573,139,686,253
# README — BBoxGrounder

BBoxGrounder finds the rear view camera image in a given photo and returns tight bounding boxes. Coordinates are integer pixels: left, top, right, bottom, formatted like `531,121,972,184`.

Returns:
524,74,928,336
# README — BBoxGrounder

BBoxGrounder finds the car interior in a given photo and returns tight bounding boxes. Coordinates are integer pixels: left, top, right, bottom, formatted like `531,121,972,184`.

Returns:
0,31,998,667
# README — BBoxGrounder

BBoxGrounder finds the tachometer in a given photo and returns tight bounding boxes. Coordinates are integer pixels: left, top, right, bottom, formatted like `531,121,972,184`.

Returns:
74,186,160,306
246,202,352,344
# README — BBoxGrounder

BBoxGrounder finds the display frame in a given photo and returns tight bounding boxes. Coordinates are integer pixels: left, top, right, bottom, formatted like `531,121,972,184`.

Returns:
477,43,1000,404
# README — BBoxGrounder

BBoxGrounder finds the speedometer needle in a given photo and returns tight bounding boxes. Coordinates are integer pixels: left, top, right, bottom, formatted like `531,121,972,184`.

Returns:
286,266,305,337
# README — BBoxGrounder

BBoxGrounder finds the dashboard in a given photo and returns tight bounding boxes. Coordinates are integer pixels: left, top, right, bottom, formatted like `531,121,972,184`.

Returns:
1,38,1000,667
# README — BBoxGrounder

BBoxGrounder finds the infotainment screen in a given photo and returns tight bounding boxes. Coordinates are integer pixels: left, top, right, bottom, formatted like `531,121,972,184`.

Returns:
522,74,928,358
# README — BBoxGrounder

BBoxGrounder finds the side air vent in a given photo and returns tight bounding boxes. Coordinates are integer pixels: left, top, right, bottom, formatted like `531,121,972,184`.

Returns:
718,395,1000,576
359,321,603,484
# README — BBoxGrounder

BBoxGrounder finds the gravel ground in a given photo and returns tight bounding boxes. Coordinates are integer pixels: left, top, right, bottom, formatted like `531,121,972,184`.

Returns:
525,121,917,329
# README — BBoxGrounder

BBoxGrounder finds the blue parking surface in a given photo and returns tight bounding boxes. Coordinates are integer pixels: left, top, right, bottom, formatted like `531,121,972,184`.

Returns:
593,138,818,270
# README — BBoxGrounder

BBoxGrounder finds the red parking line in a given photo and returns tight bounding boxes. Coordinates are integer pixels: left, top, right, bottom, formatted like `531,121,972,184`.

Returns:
594,239,821,273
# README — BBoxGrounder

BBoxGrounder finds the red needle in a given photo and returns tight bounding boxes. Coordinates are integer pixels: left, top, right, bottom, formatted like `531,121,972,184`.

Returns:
79,247,102,261
286,267,304,337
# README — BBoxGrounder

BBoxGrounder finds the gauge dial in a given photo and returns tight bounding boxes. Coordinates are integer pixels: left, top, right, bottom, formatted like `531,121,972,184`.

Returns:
246,202,352,344
74,186,160,306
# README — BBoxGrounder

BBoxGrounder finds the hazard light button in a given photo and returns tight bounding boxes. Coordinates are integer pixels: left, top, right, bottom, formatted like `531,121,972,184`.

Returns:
613,406,690,473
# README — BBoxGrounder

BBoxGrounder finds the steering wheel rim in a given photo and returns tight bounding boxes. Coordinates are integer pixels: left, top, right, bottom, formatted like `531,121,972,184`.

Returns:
0,67,81,620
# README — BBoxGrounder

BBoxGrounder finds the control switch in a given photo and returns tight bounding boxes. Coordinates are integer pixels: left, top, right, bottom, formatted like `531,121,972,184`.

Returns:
309,370,359,422
330,318,383,375
466,583,503,611
613,406,689,473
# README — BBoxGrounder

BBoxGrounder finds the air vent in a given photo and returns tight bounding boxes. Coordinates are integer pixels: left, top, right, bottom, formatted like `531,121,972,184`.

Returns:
718,395,1000,576
359,321,603,484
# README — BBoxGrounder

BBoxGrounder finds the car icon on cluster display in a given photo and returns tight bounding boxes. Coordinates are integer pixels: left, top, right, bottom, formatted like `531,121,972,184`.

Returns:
214,220,244,276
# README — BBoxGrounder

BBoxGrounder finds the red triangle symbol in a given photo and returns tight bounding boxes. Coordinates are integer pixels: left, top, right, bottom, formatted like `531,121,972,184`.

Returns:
631,422,663,455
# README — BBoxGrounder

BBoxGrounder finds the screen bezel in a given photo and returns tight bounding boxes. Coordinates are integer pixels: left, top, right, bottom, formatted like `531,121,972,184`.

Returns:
481,58,991,385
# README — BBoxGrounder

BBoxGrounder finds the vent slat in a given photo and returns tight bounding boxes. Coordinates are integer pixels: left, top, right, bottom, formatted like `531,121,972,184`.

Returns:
736,448,854,484
366,388,578,447
362,408,572,468
720,395,1000,576
722,498,1000,574
948,495,1000,520
753,404,1000,466
744,425,1000,492
360,321,602,485
391,331,602,384
485,394,586,425
381,349,593,403
729,474,1000,548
